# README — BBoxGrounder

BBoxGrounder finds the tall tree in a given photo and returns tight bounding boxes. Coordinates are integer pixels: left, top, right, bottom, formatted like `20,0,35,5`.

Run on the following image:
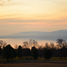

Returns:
3,44,15,61
0,40,7,48
57,38,66,59
50,42,54,49
44,49,52,61
31,46,38,60
45,42,49,49
0,46,2,57
17,46,22,59
25,48,31,59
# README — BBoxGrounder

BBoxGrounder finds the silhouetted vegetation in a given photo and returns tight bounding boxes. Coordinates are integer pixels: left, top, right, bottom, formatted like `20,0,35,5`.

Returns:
0,39,67,62
57,39,66,59
44,49,52,61
3,44,16,61
17,46,22,59
31,46,38,60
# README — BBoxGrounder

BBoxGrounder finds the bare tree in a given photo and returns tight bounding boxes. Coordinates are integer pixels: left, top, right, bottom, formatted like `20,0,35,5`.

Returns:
57,38,66,59
0,40,7,48
50,42,54,49
23,41,28,48
3,41,7,47
23,39,39,48
45,42,49,49
33,40,39,47
14,44,18,49
0,40,3,47
28,39,33,48
57,38,66,48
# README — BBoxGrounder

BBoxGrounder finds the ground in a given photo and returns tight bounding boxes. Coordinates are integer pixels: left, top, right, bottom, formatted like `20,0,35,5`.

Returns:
0,62,67,67
0,57,67,67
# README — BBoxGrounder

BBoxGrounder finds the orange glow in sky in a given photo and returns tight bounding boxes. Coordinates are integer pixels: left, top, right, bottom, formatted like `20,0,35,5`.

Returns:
0,0,67,35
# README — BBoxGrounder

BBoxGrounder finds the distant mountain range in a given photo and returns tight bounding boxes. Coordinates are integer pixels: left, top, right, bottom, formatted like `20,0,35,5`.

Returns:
0,30,67,41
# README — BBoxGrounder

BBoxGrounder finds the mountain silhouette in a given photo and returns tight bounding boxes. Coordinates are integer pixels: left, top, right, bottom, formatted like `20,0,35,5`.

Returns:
0,30,67,41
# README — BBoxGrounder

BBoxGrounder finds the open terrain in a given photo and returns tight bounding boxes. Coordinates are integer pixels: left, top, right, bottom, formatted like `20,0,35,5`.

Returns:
0,62,67,67
0,57,67,67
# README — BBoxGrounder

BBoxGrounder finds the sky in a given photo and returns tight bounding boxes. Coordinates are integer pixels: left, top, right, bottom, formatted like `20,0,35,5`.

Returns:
0,0,67,36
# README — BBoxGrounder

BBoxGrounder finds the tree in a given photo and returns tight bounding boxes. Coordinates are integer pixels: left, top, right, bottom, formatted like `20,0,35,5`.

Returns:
23,39,39,48
25,48,31,59
3,44,15,61
44,49,52,61
50,42,54,49
33,40,39,47
14,44,18,49
57,38,66,59
23,41,29,59
31,46,38,60
17,46,22,59
23,41,28,48
0,40,7,48
0,46,2,57
45,42,49,49
14,44,18,57
57,39,66,47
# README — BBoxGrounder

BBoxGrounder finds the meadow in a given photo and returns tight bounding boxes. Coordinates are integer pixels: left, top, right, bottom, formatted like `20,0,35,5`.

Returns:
0,63,67,67
0,57,67,67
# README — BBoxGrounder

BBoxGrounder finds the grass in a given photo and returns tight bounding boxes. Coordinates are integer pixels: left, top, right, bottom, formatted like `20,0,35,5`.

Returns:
0,57,67,67
38,57,67,61
0,63,67,67
1,57,67,61
0,57,67,64
50,57,67,60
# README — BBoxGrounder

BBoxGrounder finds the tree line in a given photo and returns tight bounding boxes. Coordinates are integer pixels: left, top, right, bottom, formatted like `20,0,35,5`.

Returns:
0,39,67,61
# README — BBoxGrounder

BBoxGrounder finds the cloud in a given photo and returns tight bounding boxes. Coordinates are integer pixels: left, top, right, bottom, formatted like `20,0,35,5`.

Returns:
0,18,67,29
0,18,67,23
0,18,67,27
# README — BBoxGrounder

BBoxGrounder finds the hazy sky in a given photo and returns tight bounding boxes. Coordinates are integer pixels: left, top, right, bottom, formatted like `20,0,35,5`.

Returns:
0,0,67,35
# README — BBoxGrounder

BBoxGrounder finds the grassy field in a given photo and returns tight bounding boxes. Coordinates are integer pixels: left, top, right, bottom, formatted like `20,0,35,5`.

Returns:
13,57,67,60
0,63,67,67
1,57,67,63
0,57,67,67
1,57,67,61
50,57,67,60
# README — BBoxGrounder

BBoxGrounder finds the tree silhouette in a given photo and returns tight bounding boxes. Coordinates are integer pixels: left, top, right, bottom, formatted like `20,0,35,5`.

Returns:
33,40,39,47
3,44,15,61
44,49,52,61
57,39,65,47
0,46,2,57
31,46,38,60
25,48,31,60
57,38,66,59
23,41,28,48
50,42,54,49
45,42,49,49
0,40,7,48
17,46,22,59
23,41,29,59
